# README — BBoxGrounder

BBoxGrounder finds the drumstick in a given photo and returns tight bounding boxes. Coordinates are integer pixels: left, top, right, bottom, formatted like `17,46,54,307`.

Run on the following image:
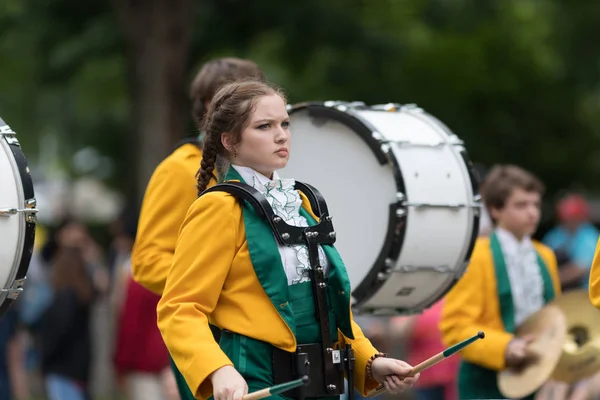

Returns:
367,331,485,397
242,376,309,400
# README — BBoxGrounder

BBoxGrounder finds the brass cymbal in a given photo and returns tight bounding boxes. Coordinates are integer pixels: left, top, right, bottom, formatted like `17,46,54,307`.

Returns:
497,304,567,399
550,289,600,383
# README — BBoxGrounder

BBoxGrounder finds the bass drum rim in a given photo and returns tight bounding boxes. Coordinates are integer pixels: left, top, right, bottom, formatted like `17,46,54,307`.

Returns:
0,119,37,318
287,102,480,314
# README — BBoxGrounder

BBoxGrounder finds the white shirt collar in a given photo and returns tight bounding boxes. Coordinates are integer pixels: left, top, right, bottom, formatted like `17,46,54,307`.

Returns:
231,165,280,186
495,227,533,255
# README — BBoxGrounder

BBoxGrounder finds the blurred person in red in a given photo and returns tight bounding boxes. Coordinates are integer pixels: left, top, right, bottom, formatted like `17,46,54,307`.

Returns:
114,275,178,400
390,300,458,400
543,194,599,291
113,214,178,400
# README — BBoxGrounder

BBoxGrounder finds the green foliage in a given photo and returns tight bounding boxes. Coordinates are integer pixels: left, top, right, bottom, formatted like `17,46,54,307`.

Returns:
1,0,599,201
0,0,127,188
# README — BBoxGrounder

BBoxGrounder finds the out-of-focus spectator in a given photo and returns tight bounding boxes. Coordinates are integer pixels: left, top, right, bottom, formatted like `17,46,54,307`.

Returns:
111,208,177,400
113,272,177,400
0,308,19,399
543,194,599,291
38,219,99,400
390,300,458,400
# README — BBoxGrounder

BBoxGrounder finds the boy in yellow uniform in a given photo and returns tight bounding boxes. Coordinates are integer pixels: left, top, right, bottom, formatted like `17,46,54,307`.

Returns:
440,165,561,399
130,58,265,400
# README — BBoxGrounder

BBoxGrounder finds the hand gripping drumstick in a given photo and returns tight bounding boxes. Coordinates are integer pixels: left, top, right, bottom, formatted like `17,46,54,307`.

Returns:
243,376,309,400
367,331,485,397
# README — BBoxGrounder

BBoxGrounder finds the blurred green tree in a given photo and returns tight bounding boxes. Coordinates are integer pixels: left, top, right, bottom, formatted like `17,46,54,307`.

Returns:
1,0,599,217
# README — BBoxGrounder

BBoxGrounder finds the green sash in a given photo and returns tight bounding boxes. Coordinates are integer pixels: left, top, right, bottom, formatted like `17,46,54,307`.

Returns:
212,167,353,399
458,232,556,399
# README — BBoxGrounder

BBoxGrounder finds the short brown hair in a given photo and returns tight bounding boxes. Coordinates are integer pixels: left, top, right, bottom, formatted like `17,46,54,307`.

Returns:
481,164,545,210
190,58,265,127
196,80,286,194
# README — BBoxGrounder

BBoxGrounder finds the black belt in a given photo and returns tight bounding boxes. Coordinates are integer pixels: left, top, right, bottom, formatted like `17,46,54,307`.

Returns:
272,343,355,399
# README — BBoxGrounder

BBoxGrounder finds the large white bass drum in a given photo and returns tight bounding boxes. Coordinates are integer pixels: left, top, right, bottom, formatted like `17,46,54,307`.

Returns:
281,102,481,315
0,117,38,318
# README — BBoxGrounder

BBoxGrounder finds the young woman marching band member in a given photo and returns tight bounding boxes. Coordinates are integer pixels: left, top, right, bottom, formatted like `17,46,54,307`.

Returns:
157,80,420,400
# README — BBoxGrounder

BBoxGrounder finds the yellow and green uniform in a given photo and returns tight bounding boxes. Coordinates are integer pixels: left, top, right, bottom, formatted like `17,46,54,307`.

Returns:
157,167,380,400
440,233,561,399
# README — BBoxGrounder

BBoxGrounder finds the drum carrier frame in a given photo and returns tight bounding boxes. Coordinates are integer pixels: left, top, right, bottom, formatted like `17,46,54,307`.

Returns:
203,181,356,400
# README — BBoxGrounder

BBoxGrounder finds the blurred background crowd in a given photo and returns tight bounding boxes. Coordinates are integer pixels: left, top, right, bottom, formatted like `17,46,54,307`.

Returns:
3,0,600,399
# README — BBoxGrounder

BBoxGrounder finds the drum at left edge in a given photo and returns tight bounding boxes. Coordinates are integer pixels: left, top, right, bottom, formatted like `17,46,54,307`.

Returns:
0,116,38,318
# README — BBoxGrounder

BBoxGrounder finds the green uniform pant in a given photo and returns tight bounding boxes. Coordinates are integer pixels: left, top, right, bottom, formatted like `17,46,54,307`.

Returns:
171,281,341,400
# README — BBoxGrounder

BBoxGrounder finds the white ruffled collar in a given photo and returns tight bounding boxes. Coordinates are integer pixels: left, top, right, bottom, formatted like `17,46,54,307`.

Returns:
231,165,295,193
231,165,302,221
495,227,534,257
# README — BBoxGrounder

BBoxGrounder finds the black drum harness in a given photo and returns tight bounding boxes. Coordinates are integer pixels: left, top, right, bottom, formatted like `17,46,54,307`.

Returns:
203,181,356,400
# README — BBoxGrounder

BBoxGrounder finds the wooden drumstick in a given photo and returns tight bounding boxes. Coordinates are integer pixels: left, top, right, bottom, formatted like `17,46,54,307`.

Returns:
242,376,309,400
367,331,485,397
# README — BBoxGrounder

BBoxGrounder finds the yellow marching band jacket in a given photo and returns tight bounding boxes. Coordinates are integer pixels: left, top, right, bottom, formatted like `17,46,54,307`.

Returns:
156,187,380,399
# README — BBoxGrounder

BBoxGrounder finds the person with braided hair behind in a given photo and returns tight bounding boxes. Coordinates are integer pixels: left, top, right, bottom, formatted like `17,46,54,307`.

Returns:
130,58,265,400
157,80,420,400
